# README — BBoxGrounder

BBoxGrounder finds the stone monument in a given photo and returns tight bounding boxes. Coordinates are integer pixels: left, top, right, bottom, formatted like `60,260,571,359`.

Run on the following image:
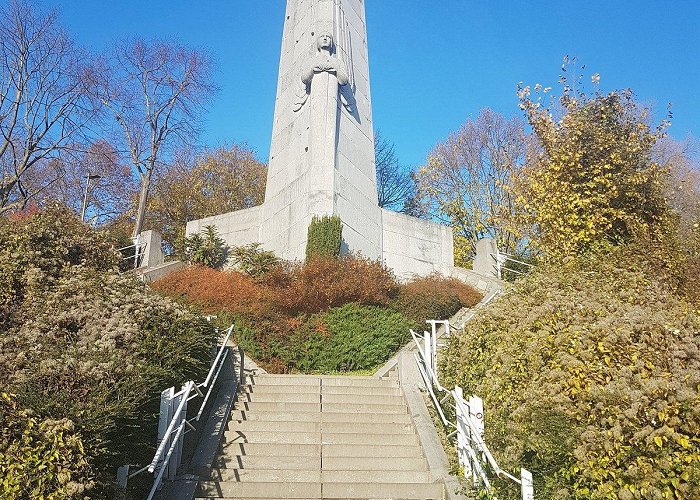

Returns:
186,0,457,280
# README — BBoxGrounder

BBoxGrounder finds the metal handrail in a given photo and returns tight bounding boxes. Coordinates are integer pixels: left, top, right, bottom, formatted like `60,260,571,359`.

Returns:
413,320,534,497
117,242,147,269
117,324,236,498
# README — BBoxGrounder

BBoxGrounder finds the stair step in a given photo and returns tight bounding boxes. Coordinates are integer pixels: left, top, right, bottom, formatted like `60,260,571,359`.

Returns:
322,433,418,445
321,393,405,405
224,430,319,444
208,468,321,482
211,456,427,472
235,401,320,413
223,431,418,446
231,420,321,433
322,456,428,471
323,470,432,483
212,455,322,470
241,384,402,397
243,384,319,394
196,480,320,498
208,468,432,484
320,385,402,396
322,481,443,499
247,375,321,386
230,411,412,423
230,411,322,422
321,378,399,388
230,420,415,435
219,442,320,457
322,444,425,458
239,392,320,403
322,402,407,414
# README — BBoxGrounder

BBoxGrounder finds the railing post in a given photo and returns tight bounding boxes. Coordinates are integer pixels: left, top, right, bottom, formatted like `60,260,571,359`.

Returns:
468,395,484,486
521,468,534,499
423,330,432,379
116,465,129,489
454,386,473,480
156,387,174,479
168,383,188,480
469,395,484,439
430,322,438,373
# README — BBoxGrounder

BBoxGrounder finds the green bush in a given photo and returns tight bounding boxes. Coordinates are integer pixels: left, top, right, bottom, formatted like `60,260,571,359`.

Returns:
0,205,119,327
0,208,216,496
290,303,413,373
184,225,229,269
229,242,279,279
440,246,700,499
305,215,342,260
0,393,93,499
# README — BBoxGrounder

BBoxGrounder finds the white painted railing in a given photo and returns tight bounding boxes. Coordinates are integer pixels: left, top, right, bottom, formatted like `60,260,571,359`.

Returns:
490,251,534,279
412,320,534,499
116,240,146,269
116,324,237,499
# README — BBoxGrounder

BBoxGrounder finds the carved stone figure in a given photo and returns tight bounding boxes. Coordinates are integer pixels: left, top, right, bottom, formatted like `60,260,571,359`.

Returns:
294,33,349,112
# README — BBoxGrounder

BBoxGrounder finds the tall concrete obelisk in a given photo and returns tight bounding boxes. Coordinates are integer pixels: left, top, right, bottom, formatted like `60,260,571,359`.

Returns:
187,0,458,281
260,0,382,260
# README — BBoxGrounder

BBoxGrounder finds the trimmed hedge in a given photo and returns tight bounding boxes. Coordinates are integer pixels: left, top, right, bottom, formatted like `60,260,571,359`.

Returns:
393,274,482,328
306,215,342,260
154,258,483,375
290,303,414,373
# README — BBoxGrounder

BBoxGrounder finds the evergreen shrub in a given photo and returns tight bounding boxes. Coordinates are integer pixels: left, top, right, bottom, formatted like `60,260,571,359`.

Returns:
440,246,700,499
229,242,279,279
305,215,342,260
184,225,229,269
0,393,92,499
290,303,413,373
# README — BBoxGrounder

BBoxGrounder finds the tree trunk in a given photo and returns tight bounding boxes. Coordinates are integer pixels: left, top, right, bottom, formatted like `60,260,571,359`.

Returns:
132,168,153,238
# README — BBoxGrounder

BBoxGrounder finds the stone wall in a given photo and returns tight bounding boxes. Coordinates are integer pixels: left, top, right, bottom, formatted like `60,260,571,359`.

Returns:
185,206,263,249
380,209,454,281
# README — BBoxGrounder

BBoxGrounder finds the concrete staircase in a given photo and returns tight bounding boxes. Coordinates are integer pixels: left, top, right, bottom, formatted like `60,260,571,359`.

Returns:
195,371,444,499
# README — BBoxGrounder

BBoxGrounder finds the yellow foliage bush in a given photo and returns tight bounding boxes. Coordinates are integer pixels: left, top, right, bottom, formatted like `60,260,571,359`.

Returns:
513,80,673,261
440,246,700,499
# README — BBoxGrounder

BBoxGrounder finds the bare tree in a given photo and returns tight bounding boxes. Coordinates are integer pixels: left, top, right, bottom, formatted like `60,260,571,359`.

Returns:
29,140,136,223
655,136,700,256
414,109,527,264
374,131,416,213
0,0,96,214
92,39,214,238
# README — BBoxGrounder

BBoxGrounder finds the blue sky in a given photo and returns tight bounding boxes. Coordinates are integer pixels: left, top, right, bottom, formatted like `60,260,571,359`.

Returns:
42,0,699,168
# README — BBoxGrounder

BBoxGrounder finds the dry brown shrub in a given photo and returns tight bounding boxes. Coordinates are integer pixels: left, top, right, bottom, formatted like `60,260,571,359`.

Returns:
394,274,482,326
262,256,398,315
151,265,272,317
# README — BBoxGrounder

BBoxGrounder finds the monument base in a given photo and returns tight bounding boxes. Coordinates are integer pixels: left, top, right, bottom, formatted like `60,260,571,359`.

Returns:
185,206,455,281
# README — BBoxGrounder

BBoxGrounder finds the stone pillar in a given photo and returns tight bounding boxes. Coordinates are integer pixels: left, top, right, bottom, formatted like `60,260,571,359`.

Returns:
139,230,164,269
473,238,499,278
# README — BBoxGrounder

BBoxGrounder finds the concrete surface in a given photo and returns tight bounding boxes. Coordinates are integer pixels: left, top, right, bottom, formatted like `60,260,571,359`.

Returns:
193,371,444,499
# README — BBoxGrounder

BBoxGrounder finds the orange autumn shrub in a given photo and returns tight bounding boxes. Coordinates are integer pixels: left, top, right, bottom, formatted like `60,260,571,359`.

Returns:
151,265,271,317
263,255,398,315
393,274,482,327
